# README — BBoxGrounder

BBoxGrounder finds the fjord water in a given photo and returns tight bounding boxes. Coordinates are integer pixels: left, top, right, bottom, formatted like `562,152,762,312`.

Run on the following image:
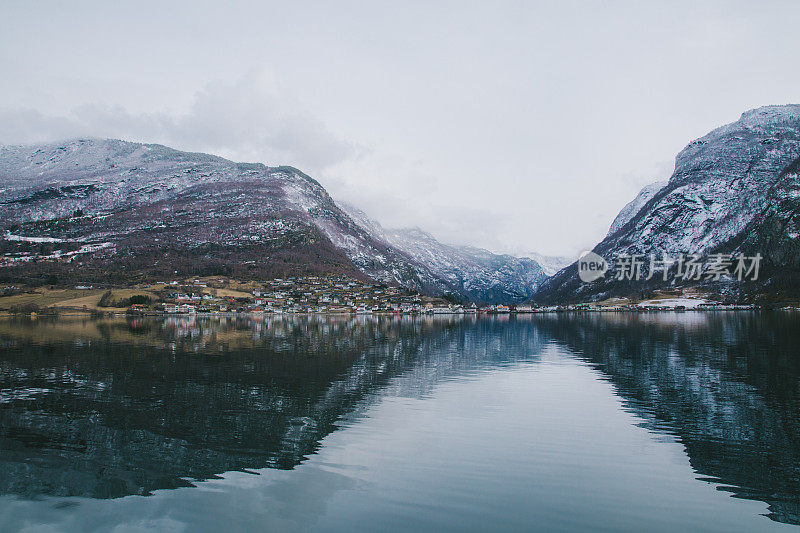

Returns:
0,313,798,532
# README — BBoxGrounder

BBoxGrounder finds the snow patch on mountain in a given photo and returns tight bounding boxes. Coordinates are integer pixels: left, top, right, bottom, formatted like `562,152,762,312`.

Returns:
607,181,667,236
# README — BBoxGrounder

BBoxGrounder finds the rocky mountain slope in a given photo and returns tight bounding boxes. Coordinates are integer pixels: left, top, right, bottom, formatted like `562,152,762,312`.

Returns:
342,204,548,303
535,105,800,303
0,139,442,290
605,180,667,237
0,138,545,302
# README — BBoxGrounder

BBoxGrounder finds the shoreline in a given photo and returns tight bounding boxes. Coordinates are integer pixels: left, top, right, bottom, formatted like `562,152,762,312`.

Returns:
1,305,795,319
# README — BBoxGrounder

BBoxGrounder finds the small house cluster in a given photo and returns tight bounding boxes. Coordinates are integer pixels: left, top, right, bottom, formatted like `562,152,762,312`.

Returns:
154,275,449,315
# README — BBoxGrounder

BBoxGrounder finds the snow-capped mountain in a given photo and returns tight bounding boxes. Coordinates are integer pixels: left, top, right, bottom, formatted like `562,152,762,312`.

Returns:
0,138,546,302
0,139,451,291
535,104,800,303
341,204,548,303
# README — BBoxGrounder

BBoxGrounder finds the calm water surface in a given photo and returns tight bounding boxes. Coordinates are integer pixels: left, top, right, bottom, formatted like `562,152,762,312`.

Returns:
0,312,799,531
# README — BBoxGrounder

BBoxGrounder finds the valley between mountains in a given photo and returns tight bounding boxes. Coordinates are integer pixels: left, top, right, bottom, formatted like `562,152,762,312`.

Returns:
2,104,799,306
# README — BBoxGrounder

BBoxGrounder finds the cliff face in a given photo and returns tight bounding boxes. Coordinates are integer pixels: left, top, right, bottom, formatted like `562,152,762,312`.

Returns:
535,105,800,303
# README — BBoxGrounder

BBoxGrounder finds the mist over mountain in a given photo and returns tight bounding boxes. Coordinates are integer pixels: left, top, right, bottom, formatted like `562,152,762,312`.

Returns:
517,251,572,277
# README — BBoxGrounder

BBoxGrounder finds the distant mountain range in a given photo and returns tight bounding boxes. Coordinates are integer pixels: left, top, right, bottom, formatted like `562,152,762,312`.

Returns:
341,204,551,303
3,104,798,305
535,104,800,303
0,139,550,303
517,251,572,277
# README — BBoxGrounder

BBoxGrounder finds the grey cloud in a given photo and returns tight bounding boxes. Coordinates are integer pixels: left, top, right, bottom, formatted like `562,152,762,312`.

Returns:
0,71,354,172
3,1,799,255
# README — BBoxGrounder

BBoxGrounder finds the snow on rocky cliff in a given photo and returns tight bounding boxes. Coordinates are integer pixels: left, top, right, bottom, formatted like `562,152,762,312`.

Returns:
535,104,800,303
606,181,667,237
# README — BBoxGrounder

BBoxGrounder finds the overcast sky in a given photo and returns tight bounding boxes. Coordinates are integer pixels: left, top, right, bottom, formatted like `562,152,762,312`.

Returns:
1,1,798,257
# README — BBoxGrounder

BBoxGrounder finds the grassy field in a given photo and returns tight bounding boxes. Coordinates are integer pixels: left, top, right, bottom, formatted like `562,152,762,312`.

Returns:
0,287,162,313
0,279,256,315
213,287,255,299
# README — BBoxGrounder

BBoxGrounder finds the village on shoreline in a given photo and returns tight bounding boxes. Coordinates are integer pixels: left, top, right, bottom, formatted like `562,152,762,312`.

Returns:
0,274,789,318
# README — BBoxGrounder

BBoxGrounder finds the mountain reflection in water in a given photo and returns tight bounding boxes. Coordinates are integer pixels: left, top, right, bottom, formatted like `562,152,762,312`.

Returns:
0,312,798,526
535,312,800,525
0,315,541,500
